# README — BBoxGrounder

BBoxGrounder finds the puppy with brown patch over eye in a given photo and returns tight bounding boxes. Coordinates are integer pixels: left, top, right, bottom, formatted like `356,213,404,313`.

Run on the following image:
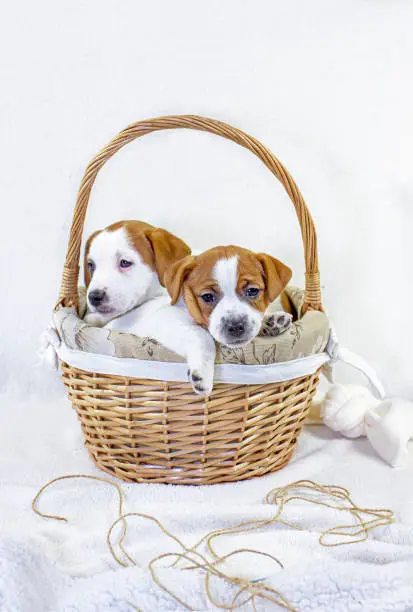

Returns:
83,220,216,395
84,220,190,325
165,245,293,348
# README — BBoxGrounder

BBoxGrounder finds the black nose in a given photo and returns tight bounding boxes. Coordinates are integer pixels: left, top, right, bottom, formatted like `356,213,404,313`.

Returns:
88,289,106,307
226,318,247,338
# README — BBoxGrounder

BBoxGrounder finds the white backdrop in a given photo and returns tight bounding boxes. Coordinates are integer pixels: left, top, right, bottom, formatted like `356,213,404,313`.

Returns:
1,0,412,399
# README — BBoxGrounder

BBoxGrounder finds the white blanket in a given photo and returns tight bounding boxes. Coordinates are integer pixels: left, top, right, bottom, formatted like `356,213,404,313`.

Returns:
1,392,413,611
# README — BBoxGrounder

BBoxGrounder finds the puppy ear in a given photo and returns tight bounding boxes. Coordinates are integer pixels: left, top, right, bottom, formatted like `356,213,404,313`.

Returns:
84,229,101,287
256,253,292,303
145,228,191,286
164,255,196,304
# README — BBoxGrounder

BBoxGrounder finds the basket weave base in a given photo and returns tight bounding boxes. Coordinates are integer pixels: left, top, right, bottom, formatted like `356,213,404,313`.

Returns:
62,363,320,485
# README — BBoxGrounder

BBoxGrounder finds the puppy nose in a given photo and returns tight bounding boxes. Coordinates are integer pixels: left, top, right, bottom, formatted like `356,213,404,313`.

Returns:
226,318,246,338
88,289,106,307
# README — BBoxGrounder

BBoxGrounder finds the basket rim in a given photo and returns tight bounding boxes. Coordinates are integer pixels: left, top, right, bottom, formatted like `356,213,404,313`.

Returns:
57,340,331,384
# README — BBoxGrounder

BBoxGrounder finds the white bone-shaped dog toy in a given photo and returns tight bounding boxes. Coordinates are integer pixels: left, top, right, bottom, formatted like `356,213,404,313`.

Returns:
317,384,413,467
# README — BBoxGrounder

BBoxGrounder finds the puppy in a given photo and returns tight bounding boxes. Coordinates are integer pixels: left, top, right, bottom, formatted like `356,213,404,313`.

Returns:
84,220,189,325
84,220,216,395
165,245,293,348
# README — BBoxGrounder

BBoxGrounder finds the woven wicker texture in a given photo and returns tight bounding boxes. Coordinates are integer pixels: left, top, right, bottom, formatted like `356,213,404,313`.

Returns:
58,115,324,484
62,364,320,485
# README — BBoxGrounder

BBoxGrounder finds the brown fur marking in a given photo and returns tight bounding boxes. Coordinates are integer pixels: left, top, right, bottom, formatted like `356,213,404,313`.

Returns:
164,245,292,327
84,220,191,287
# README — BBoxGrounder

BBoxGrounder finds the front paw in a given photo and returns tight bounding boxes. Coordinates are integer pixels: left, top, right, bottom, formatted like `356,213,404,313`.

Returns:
187,364,214,396
83,311,107,327
260,312,293,337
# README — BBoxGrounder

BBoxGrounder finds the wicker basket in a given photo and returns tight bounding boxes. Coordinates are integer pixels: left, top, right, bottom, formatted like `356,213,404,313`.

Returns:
57,115,323,485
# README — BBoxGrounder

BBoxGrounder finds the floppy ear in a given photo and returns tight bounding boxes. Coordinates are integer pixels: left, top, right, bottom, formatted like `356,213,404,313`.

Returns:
164,255,196,305
145,228,191,286
83,229,102,287
256,253,292,303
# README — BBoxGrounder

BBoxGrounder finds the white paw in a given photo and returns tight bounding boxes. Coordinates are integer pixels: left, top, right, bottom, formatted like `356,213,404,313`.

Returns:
187,362,214,396
260,311,293,337
83,311,107,327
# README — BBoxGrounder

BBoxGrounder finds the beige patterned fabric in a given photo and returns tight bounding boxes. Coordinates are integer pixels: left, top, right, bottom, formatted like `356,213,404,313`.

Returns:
62,286,329,365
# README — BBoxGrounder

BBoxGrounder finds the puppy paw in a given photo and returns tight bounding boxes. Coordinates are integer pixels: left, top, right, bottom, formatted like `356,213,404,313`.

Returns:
260,311,293,337
83,312,107,327
187,365,214,396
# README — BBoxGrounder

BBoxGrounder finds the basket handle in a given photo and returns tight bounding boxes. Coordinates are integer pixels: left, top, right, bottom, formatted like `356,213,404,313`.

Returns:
57,115,322,312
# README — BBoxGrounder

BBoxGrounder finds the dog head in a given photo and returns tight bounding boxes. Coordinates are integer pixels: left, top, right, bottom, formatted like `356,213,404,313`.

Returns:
84,220,190,319
165,245,292,347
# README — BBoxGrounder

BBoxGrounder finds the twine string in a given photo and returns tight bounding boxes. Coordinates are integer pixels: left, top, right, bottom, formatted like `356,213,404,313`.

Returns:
32,476,394,611
32,474,134,566
265,480,394,547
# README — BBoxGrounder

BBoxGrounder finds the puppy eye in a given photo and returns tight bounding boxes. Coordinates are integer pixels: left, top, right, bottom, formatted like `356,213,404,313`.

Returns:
245,287,260,299
119,259,133,269
200,292,216,304
87,261,95,273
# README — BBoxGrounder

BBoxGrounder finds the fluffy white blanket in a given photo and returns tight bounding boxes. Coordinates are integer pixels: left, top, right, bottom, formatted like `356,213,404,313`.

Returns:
1,393,412,611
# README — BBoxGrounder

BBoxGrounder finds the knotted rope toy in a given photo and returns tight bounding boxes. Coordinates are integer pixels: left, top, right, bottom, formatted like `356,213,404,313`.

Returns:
311,384,413,467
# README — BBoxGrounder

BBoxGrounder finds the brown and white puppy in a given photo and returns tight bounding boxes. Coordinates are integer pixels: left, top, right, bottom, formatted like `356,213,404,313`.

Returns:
165,245,293,348
84,220,216,395
84,220,191,325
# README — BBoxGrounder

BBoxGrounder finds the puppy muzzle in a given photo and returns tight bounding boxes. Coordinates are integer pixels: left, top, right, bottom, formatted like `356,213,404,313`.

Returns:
87,289,114,314
219,315,255,347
